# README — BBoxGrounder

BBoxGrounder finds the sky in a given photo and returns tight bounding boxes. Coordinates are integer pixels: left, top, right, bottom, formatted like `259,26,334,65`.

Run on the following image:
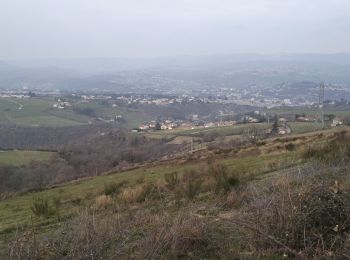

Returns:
0,0,350,60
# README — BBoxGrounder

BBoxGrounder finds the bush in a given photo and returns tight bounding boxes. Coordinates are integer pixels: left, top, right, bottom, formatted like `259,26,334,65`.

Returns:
103,181,125,196
210,163,239,193
31,197,55,218
256,141,266,146
142,183,164,201
240,166,350,258
164,172,179,190
143,213,208,258
71,197,84,206
285,142,296,151
181,170,202,200
9,210,209,259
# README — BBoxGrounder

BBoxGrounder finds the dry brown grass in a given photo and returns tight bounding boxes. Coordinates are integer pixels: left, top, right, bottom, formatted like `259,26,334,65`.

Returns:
223,190,246,209
93,194,113,210
118,185,147,204
9,208,211,259
235,163,350,258
118,182,165,204
142,213,208,259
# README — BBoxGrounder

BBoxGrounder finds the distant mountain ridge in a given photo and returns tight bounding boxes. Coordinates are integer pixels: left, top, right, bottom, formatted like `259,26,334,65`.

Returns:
1,53,350,91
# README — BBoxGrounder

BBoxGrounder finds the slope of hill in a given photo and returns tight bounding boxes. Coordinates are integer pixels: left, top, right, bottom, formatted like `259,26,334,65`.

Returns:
1,127,349,258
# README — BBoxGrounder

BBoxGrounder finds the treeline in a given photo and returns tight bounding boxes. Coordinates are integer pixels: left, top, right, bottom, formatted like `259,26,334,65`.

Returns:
0,129,181,196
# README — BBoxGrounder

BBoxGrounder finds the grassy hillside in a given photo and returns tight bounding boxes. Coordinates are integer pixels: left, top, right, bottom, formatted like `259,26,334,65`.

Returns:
1,127,348,258
0,150,55,166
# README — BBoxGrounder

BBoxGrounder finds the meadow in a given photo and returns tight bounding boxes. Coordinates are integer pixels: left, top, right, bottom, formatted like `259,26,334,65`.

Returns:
0,98,89,127
0,150,55,166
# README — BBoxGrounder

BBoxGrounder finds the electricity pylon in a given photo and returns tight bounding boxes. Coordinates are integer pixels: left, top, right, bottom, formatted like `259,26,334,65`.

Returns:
319,82,325,129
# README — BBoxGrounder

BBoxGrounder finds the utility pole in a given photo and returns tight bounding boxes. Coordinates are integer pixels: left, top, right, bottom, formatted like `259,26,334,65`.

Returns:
190,138,194,153
319,82,325,129
266,108,270,125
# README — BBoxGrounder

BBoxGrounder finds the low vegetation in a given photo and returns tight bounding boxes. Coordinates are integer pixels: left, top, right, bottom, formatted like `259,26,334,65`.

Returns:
1,128,350,259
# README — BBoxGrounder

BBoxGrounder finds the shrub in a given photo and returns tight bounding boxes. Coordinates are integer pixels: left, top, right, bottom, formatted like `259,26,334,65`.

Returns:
9,211,208,259
224,190,245,208
164,172,179,190
144,214,208,258
71,197,84,206
52,196,61,209
31,197,55,218
103,181,125,196
210,163,239,193
142,183,164,201
181,170,202,200
136,177,145,184
285,142,296,151
256,141,266,146
240,166,350,258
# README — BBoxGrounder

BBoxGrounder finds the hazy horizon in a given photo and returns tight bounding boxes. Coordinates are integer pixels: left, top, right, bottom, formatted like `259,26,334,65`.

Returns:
1,0,350,60
4,52,350,62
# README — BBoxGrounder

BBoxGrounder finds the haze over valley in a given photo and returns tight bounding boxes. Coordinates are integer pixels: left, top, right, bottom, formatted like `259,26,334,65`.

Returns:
1,1,350,259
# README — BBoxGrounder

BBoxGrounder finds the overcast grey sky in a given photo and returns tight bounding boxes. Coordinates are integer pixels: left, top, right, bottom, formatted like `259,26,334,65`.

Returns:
0,0,350,60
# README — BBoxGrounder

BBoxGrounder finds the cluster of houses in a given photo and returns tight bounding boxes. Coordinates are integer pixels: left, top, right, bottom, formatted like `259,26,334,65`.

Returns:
137,117,237,132
52,99,72,109
138,120,181,131
0,93,30,99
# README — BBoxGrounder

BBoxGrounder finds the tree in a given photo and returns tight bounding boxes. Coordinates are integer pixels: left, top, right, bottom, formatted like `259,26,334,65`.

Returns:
271,115,279,134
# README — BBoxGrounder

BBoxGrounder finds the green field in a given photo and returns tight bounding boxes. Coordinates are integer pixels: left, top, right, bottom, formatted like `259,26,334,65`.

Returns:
0,98,90,127
0,150,55,166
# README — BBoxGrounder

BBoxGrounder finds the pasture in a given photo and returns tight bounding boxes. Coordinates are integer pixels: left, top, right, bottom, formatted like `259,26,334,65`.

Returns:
0,98,90,127
0,150,55,166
